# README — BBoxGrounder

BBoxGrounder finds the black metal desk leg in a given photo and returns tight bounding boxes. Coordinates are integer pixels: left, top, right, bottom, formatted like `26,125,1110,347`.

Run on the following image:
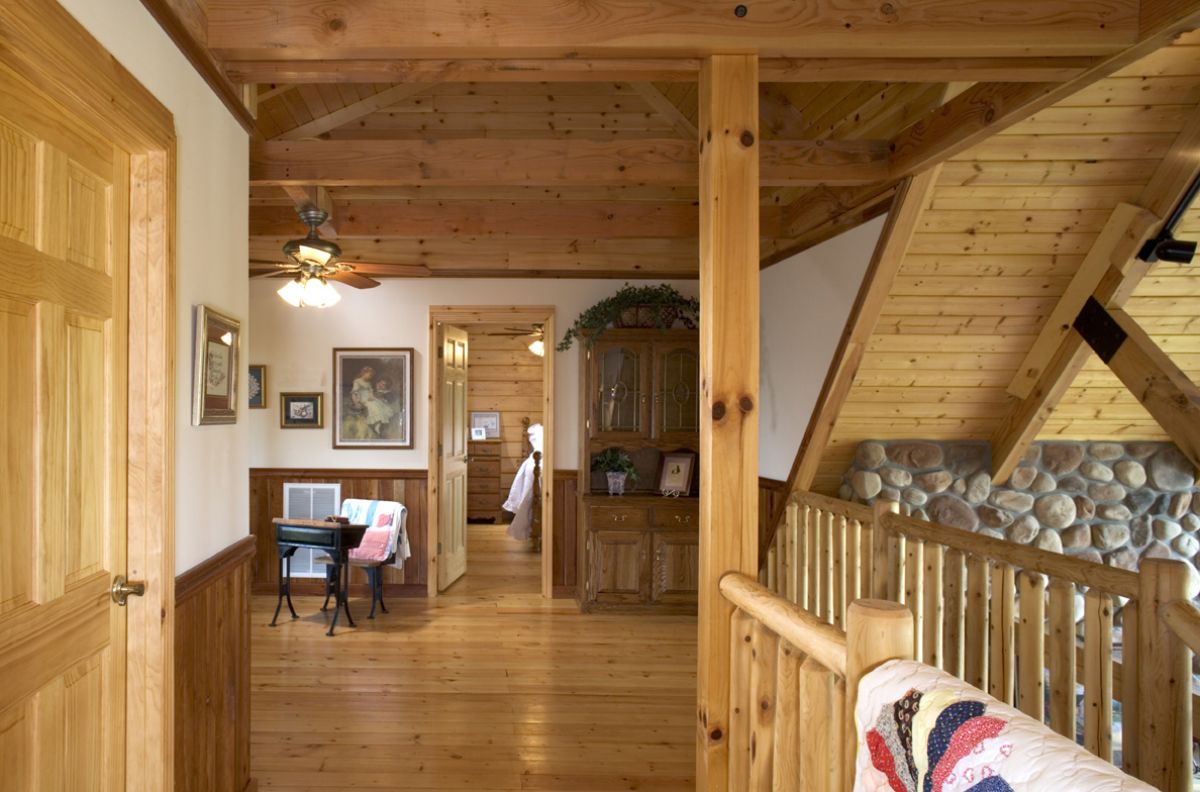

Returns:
340,558,356,628
270,548,299,626
326,560,343,636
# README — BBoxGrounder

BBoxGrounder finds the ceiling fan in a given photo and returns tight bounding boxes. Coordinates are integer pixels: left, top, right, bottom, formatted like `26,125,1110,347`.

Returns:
251,206,381,308
484,323,547,357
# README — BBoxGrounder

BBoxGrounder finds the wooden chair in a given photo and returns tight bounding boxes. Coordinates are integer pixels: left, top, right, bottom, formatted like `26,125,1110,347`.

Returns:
320,499,409,619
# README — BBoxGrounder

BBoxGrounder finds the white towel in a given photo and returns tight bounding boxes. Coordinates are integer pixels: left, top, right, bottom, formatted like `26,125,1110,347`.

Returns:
503,423,543,540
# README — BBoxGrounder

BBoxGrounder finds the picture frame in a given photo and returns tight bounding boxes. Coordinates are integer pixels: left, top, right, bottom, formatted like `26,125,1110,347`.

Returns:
470,411,501,439
247,364,267,409
191,305,240,426
333,348,414,449
470,427,488,441
280,392,324,428
658,452,696,496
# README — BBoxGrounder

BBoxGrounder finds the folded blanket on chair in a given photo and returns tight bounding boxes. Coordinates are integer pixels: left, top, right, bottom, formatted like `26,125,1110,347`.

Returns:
853,660,1154,792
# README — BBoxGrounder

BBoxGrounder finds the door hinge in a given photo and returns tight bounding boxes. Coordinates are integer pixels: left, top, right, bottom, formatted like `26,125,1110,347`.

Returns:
437,345,444,359
438,441,444,456
437,542,443,554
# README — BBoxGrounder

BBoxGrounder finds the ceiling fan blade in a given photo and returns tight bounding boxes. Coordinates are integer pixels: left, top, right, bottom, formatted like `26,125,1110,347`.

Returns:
328,270,381,289
339,261,433,278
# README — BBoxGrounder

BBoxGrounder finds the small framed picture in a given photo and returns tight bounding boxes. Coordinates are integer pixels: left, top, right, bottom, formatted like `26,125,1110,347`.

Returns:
658,452,696,496
247,364,267,409
470,427,488,441
191,305,240,426
470,411,501,439
281,392,324,429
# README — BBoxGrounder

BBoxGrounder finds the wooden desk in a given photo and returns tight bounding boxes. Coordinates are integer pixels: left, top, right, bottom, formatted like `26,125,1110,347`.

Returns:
271,518,367,636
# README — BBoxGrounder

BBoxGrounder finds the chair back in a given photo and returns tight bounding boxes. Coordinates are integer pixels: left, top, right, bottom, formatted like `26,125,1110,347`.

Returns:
340,499,407,564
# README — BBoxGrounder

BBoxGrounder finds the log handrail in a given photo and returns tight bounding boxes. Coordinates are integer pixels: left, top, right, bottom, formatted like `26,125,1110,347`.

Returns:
879,510,1141,599
720,572,848,675
1163,598,1200,656
786,488,874,523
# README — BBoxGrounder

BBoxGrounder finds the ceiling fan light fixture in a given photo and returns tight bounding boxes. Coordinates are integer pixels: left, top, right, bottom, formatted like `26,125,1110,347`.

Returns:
283,234,341,267
528,338,546,357
277,274,341,309
277,278,305,307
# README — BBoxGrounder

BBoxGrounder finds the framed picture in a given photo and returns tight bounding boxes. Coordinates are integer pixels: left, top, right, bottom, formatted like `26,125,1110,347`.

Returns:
658,452,696,496
281,392,324,428
470,427,488,441
247,364,267,409
333,348,414,449
470,411,501,439
191,305,240,426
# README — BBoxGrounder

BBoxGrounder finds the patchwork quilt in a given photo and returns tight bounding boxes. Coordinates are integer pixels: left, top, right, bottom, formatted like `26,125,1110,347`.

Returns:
339,499,411,567
853,660,1153,792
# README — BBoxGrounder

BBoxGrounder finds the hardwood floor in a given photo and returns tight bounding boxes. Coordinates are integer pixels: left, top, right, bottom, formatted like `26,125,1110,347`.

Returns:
251,524,697,791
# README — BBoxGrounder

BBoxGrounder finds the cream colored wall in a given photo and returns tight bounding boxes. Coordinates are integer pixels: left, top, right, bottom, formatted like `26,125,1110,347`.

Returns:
248,279,700,470
758,217,884,481
58,0,250,574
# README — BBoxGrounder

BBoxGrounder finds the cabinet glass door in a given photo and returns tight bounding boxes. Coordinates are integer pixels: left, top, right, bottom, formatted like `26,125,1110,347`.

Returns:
655,344,699,438
594,343,647,435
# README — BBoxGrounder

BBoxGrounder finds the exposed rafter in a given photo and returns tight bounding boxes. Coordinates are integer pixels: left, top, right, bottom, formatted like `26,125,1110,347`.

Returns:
630,82,698,141
273,83,433,140
777,165,943,508
280,185,337,237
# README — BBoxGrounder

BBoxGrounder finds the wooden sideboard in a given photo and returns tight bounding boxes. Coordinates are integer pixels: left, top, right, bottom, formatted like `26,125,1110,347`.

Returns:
579,494,698,611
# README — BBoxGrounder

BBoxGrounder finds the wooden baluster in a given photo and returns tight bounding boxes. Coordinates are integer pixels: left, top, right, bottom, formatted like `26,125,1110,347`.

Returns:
923,543,945,669
798,658,835,792
728,609,754,788
808,508,821,617
766,545,778,593
820,510,833,624
943,549,966,677
1017,571,1046,721
845,600,915,789
786,502,800,605
871,501,899,600
1137,559,1193,789
773,641,802,792
965,555,990,691
832,514,846,627
988,562,1016,705
1046,579,1077,740
774,511,787,597
848,518,863,604
1083,589,1113,762
860,519,874,602
905,538,925,660
749,621,778,792
1121,601,1139,777
798,505,810,611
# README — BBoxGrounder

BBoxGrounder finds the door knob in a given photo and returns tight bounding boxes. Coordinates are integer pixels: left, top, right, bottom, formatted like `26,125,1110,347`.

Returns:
110,576,146,606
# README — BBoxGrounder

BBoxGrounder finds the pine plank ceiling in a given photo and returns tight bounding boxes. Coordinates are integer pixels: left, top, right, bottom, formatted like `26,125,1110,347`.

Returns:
809,33,1200,494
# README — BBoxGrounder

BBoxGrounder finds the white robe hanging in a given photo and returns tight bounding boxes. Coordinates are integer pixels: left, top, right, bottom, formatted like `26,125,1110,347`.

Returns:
503,423,543,540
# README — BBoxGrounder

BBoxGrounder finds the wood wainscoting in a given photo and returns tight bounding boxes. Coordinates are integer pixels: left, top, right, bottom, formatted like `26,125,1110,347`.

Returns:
552,470,579,598
175,536,256,792
249,468,429,596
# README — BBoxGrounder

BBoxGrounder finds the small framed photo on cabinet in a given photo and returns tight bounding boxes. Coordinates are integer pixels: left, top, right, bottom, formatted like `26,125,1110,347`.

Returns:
658,452,696,496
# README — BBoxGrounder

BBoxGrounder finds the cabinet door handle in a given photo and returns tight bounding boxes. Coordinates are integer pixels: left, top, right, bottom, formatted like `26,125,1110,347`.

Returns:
674,514,692,524
612,514,627,522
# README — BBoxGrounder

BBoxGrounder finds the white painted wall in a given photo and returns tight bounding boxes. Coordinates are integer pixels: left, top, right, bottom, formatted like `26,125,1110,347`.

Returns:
759,218,884,481
59,0,250,574
248,279,699,470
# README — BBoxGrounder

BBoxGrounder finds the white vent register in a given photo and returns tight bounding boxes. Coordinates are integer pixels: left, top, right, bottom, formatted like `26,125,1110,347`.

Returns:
281,483,341,577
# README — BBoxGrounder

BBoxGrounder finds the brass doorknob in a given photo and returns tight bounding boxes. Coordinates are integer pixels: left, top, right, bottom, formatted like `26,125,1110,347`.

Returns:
111,576,146,606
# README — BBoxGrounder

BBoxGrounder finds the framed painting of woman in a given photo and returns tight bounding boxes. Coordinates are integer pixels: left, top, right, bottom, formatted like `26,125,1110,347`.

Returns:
332,348,414,449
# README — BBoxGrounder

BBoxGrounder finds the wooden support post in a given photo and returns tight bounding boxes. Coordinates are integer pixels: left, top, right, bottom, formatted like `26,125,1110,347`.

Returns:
697,54,760,792
1137,558,1195,790
1074,299,1200,470
845,600,914,789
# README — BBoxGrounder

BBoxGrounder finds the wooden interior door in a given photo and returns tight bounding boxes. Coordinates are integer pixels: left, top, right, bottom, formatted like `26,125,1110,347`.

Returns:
0,59,131,790
437,324,470,590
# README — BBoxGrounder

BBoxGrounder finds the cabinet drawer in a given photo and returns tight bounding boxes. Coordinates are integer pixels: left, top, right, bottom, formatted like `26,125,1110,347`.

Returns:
469,442,500,457
651,505,698,529
588,506,649,529
469,458,501,477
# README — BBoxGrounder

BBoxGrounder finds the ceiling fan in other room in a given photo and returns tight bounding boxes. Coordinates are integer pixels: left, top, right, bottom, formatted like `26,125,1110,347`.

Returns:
485,324,547,357
251,206,380,308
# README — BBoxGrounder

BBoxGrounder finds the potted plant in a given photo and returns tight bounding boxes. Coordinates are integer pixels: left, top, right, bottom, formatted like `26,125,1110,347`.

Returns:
558,283,700,351
591,448,639,496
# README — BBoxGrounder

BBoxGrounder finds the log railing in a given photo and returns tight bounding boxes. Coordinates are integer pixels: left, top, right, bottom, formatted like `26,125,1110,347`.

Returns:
762,489,1198,791
720,572,912,792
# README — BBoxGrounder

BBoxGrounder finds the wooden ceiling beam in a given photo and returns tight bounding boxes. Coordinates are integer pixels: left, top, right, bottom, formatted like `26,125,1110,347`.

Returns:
207,1,1137,59
223,56,1098,85
1075,299,1200,468
989,95,1200,483
630,83,698,141
279,185,338,237
249,137,891,188
760,183,897,268
250,201,786,238
888,1,1200,179
273,83,434,140
774,166,942,509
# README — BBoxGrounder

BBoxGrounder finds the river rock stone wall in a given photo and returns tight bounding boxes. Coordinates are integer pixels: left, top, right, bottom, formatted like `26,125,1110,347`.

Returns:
839,440,1200,571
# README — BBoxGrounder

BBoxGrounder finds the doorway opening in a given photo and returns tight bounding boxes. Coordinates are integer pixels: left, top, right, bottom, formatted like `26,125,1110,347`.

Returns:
426,306,556,599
